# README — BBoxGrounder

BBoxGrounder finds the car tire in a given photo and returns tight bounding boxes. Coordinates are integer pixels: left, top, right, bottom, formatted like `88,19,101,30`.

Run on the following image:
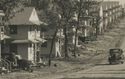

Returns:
28,69,33,73
109,62,112,65
121,61,124,64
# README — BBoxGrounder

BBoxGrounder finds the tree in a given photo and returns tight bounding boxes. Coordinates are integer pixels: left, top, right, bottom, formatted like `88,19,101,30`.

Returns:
54,0,75,58
0,0,22,21
73,0,84,57
48,0,76,65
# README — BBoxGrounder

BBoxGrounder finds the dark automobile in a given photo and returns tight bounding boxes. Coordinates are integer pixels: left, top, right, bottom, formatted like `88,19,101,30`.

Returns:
1,53,33,72
108,49,125,64
17,59,33,72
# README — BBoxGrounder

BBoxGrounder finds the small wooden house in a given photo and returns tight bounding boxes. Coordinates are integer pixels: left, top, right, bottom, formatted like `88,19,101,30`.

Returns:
40,28,64,57
3,7,46,63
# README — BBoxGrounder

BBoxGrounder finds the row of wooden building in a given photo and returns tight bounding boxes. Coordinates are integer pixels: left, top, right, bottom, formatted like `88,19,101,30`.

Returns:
67,1,123,49
0,1,124,65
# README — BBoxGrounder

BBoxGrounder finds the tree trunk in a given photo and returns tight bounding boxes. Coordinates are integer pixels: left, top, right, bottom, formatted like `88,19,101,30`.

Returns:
96,24,98,38
64,26,69,58
73,28,78,57
48,29,58,66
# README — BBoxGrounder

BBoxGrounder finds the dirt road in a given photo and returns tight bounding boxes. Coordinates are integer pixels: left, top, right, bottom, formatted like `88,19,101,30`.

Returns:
1,20,125,79
58,36,125,79
55,23,125,79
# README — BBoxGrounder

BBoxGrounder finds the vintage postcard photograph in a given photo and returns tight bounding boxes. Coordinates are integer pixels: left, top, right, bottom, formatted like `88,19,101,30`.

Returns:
0,0,125,79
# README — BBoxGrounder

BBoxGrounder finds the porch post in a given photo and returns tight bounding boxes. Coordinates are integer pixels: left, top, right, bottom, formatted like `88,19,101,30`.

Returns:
34,43,37,63
0,43,1,61
34,25,37,63
0,26,1,61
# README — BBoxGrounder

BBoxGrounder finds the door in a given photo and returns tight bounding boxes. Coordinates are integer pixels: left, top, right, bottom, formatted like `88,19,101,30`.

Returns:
9,44,17,54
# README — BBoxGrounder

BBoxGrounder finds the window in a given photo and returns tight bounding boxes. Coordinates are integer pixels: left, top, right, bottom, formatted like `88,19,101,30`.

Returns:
9,25,17,34
41,42,47,48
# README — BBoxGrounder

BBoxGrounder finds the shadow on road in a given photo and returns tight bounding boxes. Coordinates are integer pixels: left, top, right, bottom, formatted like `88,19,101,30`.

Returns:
95,63,110,66
61,77,125,79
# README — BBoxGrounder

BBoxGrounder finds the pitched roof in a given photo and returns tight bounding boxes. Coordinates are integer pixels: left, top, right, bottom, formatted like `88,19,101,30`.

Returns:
8,7,44,25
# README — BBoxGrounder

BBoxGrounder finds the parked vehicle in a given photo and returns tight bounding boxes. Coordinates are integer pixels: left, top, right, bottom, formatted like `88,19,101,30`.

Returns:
17,59,33,72
108,49,125,64
1,53,33,72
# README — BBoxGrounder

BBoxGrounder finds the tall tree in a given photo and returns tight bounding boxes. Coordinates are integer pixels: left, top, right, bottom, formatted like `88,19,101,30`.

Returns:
48,0,76,65
0,0,21,21
54,0,75,58
73,0,84,57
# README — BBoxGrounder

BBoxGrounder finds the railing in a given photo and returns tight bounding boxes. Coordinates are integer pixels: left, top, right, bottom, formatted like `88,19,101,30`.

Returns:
1,58,12,72
4,58,12,72
1,58,9,71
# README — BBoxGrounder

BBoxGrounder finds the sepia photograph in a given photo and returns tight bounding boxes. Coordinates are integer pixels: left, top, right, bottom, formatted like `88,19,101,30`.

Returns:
0,0,125,79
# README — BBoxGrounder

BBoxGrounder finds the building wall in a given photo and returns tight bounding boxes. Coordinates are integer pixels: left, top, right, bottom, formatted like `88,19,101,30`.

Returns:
17,44,28,60
6,25,41,62
40,40,56,56
40,28,64,57
2,44,10,54
8,25,41,40
2,44,30,61
28,26,35,40
28,43,35,62
9,26,28,40
28,26,41,40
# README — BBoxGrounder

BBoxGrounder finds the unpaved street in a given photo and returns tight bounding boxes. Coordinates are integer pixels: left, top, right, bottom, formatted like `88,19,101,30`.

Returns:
56,24,125,79
1,19,125,79
59,38,125,79
28,19,125,79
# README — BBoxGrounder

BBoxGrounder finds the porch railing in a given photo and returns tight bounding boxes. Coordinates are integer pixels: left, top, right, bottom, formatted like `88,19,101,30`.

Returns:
1,58,12,72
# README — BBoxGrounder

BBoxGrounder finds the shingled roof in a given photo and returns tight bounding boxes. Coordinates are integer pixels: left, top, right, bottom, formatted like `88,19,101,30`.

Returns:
8,7,45,25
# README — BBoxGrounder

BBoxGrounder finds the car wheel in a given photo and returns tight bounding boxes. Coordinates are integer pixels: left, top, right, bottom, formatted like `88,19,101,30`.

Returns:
109,62,112,65
121,61,124,64
28,69,33,73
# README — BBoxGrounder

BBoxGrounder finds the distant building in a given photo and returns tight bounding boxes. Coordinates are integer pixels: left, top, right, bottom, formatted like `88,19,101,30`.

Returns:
40,28,64,57
102,1,122,30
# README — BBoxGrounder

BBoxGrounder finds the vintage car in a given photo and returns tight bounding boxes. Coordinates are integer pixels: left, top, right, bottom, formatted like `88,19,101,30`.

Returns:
108,49,125,64
1,53,33,72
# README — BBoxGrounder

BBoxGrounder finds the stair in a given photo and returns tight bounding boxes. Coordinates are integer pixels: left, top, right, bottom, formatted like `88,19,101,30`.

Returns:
0,58,12,73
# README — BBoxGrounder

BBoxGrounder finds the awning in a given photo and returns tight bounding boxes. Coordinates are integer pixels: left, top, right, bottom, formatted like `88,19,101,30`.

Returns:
29,39,39,43
4,35,11,39
35,38,47,43
11,39,39,44
11,40,30,44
